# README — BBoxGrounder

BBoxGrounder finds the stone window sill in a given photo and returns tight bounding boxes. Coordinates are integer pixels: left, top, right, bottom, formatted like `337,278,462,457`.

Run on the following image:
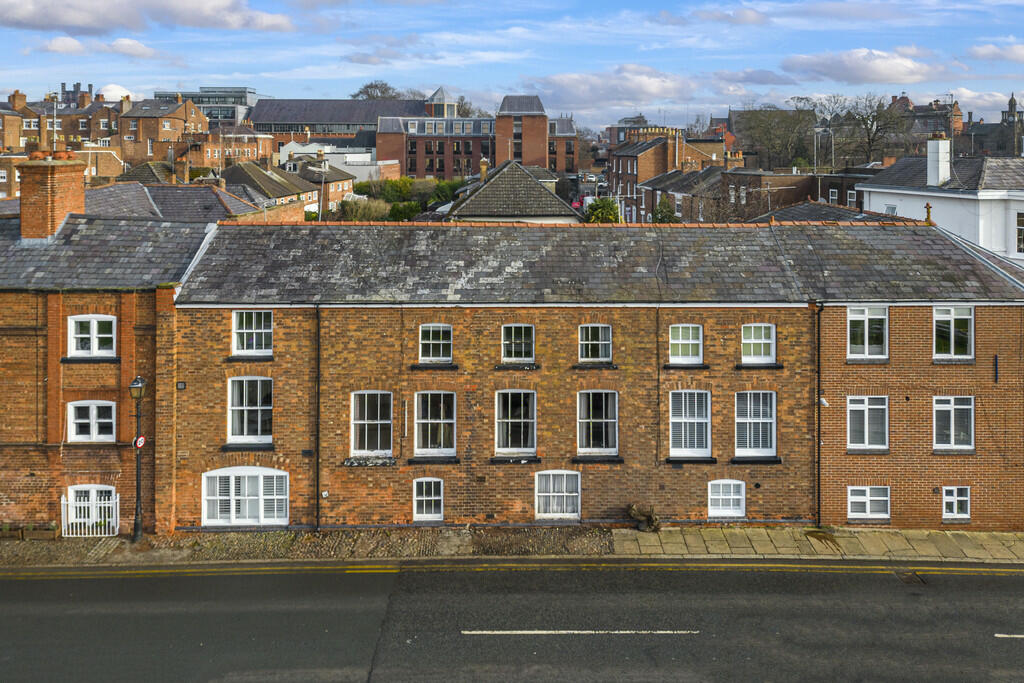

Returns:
571,455,624,464
494,363,540,371
343,455,396,467
409,363,458,371
942,518,971,525
846,358,889,365
61,356,120,364
663,363,710,370
572,362,618,370
63,441,130,447
847,448,890,455
220,443,274,452
407,456,460,464
666,456,717,464
933,448,976,455
734,363,784,370
933,358,974,365
226,355,274,362
490,455,541,464
730,456,782,464
845,518,890,525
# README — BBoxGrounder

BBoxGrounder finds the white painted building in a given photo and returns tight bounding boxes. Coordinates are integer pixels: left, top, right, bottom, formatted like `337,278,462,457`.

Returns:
858,139,1024,261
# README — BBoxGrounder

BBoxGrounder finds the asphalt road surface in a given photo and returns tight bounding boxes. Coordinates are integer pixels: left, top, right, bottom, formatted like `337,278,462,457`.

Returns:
2,559,1024,682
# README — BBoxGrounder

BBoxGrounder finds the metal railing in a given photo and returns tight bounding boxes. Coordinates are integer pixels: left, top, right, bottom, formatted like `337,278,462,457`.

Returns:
61,494,120,537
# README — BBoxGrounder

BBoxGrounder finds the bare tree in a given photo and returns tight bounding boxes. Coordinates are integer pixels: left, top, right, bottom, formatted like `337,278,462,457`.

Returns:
735,105,815,169
350,80,401,100
456,95,491,118
842,93,910,164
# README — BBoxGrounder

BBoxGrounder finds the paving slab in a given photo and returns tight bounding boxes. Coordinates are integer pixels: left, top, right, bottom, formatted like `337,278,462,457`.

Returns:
979,542,1016,560
854,533,891,556
766,528,799,550
750,539,779,554
833,536,867,556
905,536,942,558
611,528,637,540
681,531,708,553
902,529,932,541
658,529,683,544
613,539,640,555
927,532,965,558
660,543,686,555
794,537,816,555
699,528,727,543
722,529,755,551
1005,542,1024,560
949,531,992,560
805,534,841,555
877,531,914,553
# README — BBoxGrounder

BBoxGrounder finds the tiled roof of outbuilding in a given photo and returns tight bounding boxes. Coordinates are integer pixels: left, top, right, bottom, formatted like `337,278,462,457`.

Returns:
448,161,578,219
0,216,212,290
175,223,1024,305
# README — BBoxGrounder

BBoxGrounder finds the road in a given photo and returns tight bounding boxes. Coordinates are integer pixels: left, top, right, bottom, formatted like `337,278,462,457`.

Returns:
2,559,1023,682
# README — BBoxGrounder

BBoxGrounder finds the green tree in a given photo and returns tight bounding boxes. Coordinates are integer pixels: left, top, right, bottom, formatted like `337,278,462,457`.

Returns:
388,201,422,221
651,195,677,223
584,197,620,223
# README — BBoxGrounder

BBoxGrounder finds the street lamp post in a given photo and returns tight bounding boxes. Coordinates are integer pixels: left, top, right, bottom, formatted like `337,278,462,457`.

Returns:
129,376,147,542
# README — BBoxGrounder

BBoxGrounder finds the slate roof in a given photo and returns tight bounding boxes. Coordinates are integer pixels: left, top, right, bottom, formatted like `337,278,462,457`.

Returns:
497,95,545,115
175,223,1024,305
249,99,425,125
122,99,184,118
87,184,161,218
750,201,877,223
858,156,1024,191
227,184,274,208
638,166,723,195
0,216,212,290
427,87,453,103
295,160,357,184
448,161,578,219
612,137,665,157
550,117,577,136
144,185,258,220
118,161,174,184
221,162,316,199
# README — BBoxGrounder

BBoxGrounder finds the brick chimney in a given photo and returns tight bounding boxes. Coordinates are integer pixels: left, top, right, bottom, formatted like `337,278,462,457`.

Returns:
78,91,92,109
174,156,189,184
17,152,86,240
95,93,105,103
479,157,489,182
175,92,183,104
8,89,26,110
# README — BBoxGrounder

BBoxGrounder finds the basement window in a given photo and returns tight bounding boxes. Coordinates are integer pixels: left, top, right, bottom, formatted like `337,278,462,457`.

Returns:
535,470,580,520
202,466,288,526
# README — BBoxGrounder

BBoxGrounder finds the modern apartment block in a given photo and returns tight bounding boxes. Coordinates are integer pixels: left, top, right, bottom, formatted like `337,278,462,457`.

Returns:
154,86,269,128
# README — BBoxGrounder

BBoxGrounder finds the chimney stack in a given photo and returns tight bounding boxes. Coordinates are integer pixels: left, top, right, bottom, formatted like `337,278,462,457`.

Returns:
78,91,91,109
17,152,86,241
926,135,951,187
8,90,26,111
316,148,324,160
95,93,105,103
174,156,189,184
479,157,488,181
175,92,182,104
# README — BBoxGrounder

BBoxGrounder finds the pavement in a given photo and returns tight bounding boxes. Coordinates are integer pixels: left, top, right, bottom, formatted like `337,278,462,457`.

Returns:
612,526,1024,563
3,558,1024,681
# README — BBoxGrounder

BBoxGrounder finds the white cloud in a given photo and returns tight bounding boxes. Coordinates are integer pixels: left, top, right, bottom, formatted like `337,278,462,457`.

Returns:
894,44,933,58
949,87,1012,114
782,48,944,84
522,64,697,113
714,69,797,85
692,8,769,25
0,0,293,34
37,36,160,59
968,43,1024,62
97,83,146,101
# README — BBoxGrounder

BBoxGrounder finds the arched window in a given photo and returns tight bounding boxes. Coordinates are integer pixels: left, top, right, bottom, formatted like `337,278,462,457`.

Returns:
202,466,288,526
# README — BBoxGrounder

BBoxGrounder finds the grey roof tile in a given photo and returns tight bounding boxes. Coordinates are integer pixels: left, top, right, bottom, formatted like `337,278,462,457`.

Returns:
448,162,578,219
249,99,425,125
497,95,545,115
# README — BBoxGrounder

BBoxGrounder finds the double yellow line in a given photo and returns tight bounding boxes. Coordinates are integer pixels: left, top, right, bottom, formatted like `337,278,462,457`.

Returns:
1,559,1023,581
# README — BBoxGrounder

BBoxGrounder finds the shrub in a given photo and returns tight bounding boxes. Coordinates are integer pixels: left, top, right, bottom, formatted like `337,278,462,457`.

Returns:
388,201,422,222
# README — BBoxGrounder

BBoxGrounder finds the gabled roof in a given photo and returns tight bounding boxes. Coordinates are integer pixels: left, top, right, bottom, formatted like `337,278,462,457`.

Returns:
859,156,1007,191
448,161,578,219
639,166,722,195
611,137,665,157
87,184,161,218
143,184,258,220
221,162,312,199
295,160,356,184
118,161,174,184
427,87,453,104
175,223,1024,305
122,99,185,118
498,95,545,116
249,99,425,125
0,216,212,290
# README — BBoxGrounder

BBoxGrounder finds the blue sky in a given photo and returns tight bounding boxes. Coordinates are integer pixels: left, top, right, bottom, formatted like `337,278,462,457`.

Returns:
2,0,1024,128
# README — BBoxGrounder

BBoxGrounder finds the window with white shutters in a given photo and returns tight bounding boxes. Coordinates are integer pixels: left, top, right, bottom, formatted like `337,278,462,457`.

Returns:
669,390,710,458
735,391,775,457
202,467,288,526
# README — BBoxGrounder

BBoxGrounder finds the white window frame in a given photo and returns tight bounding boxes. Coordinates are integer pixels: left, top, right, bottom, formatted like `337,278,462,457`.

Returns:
67,314,116,357
669,390,711,459
577,390,618,455
534,470,581,520
847,306,888,359
412,477,444,521
847,190,857,207
201,466,288,527
495,390,537,454
847,485,890,519
708,479,745,518
231,310,273,356
0,170,6,182
829,188,838,204
942,486,970,520
846,396,889,449
78,119,88,130
419,323,452,364
933,396,974,450
67,484,116,524
350,391,393,456
67,400,116,443
100,119,109,130
414,391,456,457
578,324,612,363
668,324,703,365
740,323,776,364
227,376,273,444
501,324,535,363
933,306,974,360
735,391,776,458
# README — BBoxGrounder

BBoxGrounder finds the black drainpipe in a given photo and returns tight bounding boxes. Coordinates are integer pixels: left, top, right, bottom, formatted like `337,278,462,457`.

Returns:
815,301,823,527
315,304,322,532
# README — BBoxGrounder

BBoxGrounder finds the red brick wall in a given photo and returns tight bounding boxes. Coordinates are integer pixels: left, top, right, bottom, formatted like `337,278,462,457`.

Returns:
819,305,1024,530
17,158,86,239
161,305,816,529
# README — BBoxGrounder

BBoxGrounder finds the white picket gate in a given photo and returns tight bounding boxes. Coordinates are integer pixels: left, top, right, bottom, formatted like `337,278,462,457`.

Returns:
61,493,120,537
